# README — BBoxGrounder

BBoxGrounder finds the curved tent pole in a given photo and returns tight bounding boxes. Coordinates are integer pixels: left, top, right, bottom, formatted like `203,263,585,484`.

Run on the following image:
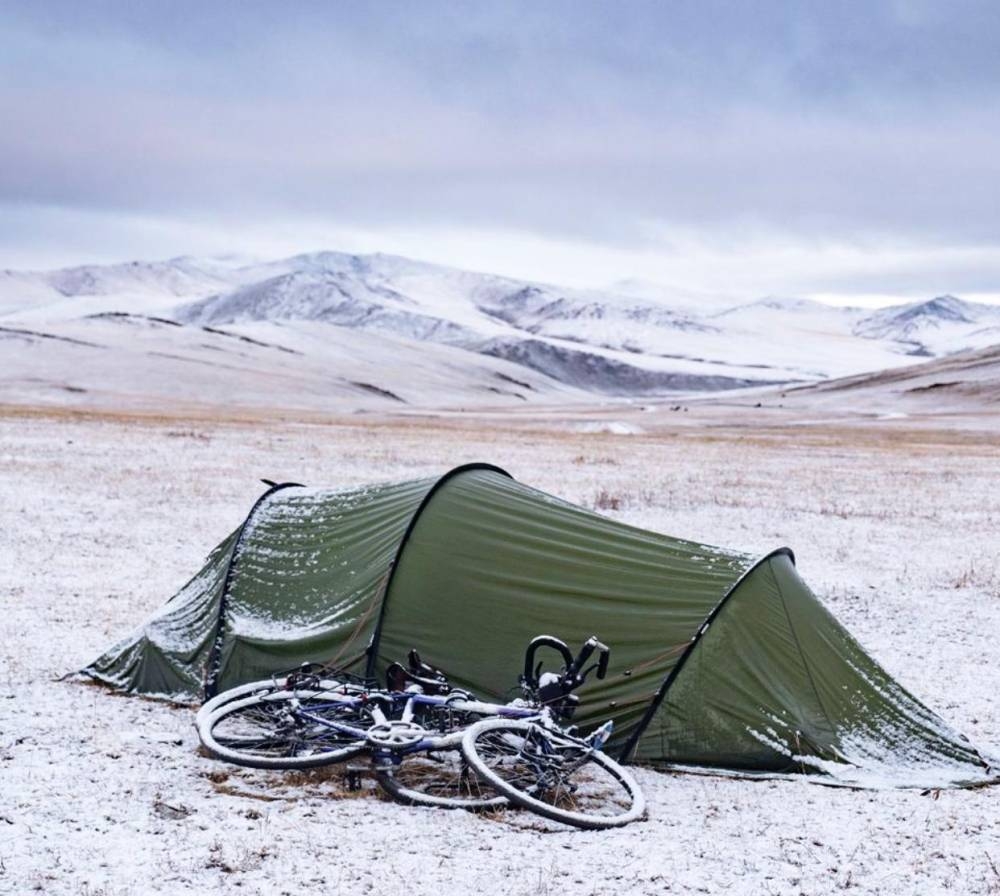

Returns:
617,546,796,762
202,480,305,700
363,462,513,681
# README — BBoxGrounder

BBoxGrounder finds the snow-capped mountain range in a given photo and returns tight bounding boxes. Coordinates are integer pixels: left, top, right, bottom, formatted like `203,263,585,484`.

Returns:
3,250,1000,403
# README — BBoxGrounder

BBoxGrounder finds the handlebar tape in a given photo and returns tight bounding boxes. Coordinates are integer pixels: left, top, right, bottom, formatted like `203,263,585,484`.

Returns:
523,635,574,688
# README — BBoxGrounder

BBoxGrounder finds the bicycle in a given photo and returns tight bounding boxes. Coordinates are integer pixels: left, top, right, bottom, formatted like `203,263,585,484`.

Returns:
459,637,644,830
196,636,645,829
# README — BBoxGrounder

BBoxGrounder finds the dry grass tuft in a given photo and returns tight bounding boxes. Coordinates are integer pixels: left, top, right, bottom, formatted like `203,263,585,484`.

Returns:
591,486,657,511
949,561,999,594
592,488,623,511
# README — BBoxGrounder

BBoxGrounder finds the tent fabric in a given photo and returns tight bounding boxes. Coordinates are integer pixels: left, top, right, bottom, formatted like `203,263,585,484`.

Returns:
87,530,240,697
642,552,989,786
370,468,754,750
88,477,434,697
84,464,997,788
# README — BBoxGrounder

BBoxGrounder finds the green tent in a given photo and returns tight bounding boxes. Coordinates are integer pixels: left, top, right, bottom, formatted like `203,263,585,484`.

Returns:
86,464,996,787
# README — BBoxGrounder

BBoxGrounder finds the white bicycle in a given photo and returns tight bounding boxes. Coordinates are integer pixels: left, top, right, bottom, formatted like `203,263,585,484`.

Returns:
197,637,645,830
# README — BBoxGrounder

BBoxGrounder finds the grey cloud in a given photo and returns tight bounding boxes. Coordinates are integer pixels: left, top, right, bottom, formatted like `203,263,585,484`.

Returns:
1,0,1000,274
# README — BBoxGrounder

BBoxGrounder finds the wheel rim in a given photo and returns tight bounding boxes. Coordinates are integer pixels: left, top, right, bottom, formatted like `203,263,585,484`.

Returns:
210,696,368,761
466,721,644,825
379,751,505,807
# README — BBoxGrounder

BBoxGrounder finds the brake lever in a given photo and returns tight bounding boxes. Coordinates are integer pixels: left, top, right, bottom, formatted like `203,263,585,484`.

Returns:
577,640,610,683
596,643,610,679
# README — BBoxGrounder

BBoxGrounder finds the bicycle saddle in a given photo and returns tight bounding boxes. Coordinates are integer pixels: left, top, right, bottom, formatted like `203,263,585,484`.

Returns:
385,651,450,694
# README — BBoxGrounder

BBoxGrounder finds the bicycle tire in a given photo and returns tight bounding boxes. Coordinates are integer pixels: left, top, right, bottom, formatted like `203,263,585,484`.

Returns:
375,750,508,810
461,718,645,830
198,689,369,769
196,677,361,737
199,678,292,719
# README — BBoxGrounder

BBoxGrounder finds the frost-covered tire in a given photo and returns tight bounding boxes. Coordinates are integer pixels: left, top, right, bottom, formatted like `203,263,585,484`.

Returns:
198,678,286,719
198,690,370,769
196,678,358,734
461,718,645,830
375,750,508,810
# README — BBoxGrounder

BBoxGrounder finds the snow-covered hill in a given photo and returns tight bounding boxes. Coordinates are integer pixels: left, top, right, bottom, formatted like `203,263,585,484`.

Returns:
775,341,1000,415
0,256,250,319
2,250,999,402
852,295,1000,354
0,312,583,413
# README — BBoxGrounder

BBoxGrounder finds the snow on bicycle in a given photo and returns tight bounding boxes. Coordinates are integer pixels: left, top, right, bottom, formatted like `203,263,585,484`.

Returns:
196,635,646,830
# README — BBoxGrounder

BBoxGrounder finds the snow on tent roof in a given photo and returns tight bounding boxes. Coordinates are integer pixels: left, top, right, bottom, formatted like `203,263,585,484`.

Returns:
85,463,998,788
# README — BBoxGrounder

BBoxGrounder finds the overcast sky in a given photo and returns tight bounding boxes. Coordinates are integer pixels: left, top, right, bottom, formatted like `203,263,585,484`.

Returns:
2,1,1000,305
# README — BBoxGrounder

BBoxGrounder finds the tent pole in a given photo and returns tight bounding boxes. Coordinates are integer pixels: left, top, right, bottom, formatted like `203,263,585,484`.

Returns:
616,547,794,762
202,480,304,700
363,463,512,682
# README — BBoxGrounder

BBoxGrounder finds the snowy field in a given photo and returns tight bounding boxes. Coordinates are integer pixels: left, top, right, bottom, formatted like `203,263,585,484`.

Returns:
2,407,1000,895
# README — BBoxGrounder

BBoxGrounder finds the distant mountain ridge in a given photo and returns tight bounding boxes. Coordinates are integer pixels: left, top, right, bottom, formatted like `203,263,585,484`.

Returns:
852,294,998,345
3,250,1000,397
773,341,1000,415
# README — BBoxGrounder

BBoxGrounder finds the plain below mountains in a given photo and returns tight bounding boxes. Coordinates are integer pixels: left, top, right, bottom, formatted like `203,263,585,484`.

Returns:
1,251,999,413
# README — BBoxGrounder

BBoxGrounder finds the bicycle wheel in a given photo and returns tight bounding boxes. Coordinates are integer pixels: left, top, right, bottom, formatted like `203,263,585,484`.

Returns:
199,678,289,723
198,690,370,769
461,718,645,830
197,678,361,731
375,750,508,810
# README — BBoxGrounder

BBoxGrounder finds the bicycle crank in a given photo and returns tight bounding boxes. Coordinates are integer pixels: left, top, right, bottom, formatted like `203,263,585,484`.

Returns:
365,720,428,749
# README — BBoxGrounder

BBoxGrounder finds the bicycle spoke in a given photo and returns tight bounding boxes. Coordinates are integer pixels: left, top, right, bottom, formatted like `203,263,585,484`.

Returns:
201,691,370,767
376,750,508,809
462,718,644,828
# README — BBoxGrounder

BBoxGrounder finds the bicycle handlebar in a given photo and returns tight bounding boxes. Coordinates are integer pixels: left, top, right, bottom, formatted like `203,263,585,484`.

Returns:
523,635,574,689
521,634,610,695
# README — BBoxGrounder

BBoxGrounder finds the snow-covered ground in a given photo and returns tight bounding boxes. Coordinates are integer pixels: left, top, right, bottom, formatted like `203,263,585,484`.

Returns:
2,409,999,894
